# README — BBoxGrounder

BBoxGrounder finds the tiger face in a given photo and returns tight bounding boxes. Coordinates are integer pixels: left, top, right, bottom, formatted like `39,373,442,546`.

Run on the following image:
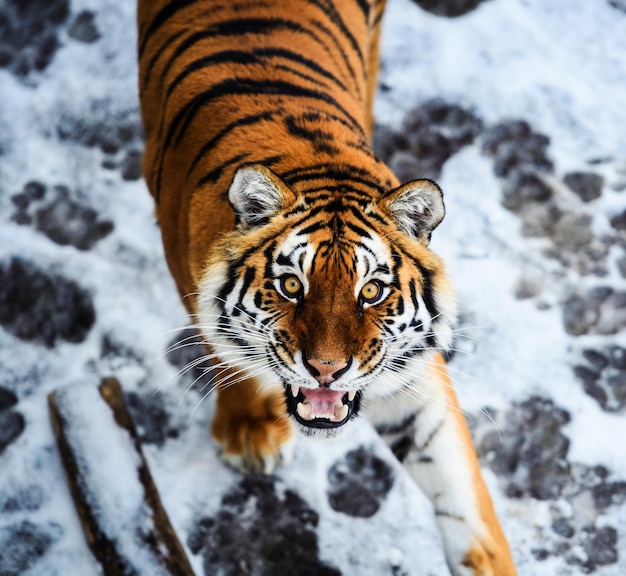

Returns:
198,164,457,437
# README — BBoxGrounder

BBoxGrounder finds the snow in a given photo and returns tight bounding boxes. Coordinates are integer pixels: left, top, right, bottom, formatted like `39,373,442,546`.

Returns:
0,0,625,575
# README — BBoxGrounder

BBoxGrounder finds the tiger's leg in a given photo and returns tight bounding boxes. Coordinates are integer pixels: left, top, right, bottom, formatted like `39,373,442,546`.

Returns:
368,353,516,576
210,365,294,473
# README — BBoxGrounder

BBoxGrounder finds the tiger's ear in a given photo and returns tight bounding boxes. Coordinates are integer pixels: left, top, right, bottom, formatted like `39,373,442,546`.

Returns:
378,179,445,240
228,164,296,227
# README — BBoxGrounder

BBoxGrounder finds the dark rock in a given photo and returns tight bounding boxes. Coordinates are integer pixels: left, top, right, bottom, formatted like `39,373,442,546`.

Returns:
0,257,95,347
125,392,176,446
0,387,18,412
33,192,114,250
607,370,626,405
552,213,593,251
531,548,551,561
56,105,144,157
327,447,394,518
596,293,626,336
372,126,409,163
0,520,59,575
575,343,626,411
592,481,626,510
188,475,341,576
388,151,423,183
100,334,144,366
481,120,553,178
0,411,25,455
477,396,571,500
612,291,626,308
68,11,100,43
10,193,30,210
609,0,626,14
573,365,600,386
610,209,626,231
562,294,597,336
410,0,489,18
519,201,560,238
588,286,613,303
563,171,604,202
551,519,575,538
579,378,609,410
23,180,46,200
501,169,552,211
11,182,113,250
120,149,143,181
1,485,44,513
0,0,69,78
165,329,214,389
402,100,483,179
374,101,482,180
514,276,541,300
607,346,626,369
579,526,618,569
581,349,609,370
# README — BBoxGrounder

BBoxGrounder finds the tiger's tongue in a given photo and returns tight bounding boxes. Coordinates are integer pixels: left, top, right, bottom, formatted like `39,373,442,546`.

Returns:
300,387,344,417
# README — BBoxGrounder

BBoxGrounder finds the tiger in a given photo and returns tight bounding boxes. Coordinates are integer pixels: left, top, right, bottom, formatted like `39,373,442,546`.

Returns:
137,0,516,574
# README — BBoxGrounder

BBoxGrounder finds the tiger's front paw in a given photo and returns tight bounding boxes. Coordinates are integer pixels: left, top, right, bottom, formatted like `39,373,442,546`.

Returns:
437,513,516,576
211,386,294,473
441,527,516,576
457,537,516,576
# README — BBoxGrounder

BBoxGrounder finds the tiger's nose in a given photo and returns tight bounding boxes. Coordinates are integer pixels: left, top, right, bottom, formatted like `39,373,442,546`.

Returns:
304,357,352,385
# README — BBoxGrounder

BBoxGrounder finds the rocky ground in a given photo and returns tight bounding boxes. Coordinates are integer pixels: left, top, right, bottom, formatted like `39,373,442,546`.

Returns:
0,0,625,575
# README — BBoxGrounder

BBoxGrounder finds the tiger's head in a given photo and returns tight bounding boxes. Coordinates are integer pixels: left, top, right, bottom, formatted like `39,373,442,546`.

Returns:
198,164,456,437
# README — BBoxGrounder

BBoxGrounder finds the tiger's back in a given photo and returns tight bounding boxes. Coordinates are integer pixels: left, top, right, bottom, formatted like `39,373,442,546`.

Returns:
137,1,516,574
138,0,391,300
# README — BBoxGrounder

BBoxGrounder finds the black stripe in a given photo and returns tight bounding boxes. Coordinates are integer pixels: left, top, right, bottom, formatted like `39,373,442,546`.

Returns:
416,418,444,452
166,46,348,101
157,18,333,95
296,219,327,236
141,28,187,92
187,111,275,179
390,434,413,463
166,50,262,100
281,162,382,191
197,152,249,187
343,204,382,232
409,279,420,311
253,47,349,92
416,265,439,320
342,219,371,239
355,0,371,20
285,116,339,155
309,0,365,69
166,78,363,151
238,266,256,305
309,17,360,94
139,0,199,57
197,153,283,187
376,411,417,436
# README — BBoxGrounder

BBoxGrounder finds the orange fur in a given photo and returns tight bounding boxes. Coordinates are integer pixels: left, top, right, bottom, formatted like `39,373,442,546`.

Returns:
211,366,292,472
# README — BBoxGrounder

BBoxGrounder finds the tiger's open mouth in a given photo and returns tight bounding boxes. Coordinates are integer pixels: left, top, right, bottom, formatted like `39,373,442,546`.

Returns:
284,384,361,429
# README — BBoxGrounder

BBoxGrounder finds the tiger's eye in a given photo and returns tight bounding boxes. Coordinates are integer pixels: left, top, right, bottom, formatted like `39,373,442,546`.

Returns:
280,275,302,297
360,281,383,304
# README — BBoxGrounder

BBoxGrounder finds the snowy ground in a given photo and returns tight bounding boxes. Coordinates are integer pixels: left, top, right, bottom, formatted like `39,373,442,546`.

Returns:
1,0,625,574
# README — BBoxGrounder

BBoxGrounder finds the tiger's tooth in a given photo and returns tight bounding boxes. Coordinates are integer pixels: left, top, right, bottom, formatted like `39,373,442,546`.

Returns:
334,404,349,421
291,384,300,397
348,390,356,402
297,402,312,420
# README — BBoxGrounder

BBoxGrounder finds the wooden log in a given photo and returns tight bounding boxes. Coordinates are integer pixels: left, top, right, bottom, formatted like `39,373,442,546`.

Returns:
49,377,195,576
